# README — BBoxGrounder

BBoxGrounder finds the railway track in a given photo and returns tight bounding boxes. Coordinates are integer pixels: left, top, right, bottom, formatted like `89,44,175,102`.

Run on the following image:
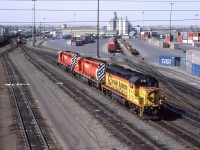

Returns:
148,119,200,150
21,45,167,149
124,57,200,115
1,52,50,150
31,42,200,149
35,41,200,121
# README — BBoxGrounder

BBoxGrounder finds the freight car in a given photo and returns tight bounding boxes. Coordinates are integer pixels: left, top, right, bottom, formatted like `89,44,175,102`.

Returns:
107,40,115,52
0,34,9,45
57,51,165,117
107,37,121,53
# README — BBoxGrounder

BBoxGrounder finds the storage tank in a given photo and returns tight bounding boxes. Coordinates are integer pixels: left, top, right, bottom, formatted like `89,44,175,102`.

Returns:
122,17,129,35
118,19,123,35
62,24,67,29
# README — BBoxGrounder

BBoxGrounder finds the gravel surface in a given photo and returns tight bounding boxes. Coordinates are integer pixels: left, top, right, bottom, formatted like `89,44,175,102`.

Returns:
0,46,17,150
10,48,131,150
32,47,189,149
27,39,199,149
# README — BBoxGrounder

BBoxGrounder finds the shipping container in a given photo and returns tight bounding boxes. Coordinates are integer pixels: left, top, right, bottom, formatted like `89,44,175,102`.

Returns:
181,32,188,40
173,35,178,42
183,40,188,43
178,35,183,43
170,43,179,49
192,63,200,77
188,40,193,44
180,57,186,70
192,42,200,47
159,56,180,66
186,60,192,74
0,34,5,44
186,50,197,61
158,41,169,48
76,40,82,46
193,36,198,41
192,52,200,64
188,32,193,37
186,50,200,63
166,34,170,42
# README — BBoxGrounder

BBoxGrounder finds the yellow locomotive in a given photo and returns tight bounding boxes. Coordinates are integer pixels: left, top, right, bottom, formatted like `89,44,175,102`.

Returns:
102,65,164,117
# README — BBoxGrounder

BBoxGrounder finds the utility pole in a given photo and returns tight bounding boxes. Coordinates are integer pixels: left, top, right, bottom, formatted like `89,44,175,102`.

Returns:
96,0,100,58
194,14,199,28
40,22,41,38
169,3,174,41
142,11,144,27
73,14,76,35
33,0,36,45
43,17,46,36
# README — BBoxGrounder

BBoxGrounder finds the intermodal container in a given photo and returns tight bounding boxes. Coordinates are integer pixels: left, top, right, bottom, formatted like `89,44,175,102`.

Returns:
186,50,200,62
180,32,188,40
192,52,200,65
170,43,179,49
166,34,170,42
76,40,82,46
183,40,188,43
159,41,169,48
173,35,178,42
192,63,200,77
159,56,180,66
188,32,193,38
188,40,193,44
186,60,192,74
180,57,186,70
192,42,200,47
178,35,183,43
0,35,5,43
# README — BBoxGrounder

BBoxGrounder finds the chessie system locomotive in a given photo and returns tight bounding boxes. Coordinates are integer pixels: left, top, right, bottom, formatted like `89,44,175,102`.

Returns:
57,50,165,117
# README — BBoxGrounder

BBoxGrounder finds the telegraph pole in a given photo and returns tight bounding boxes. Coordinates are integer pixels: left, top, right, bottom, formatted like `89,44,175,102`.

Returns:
32,0,36,45
142,11,144,27
40,22,41,38
97,0,100,58
194,14,199,27
169,3,174,40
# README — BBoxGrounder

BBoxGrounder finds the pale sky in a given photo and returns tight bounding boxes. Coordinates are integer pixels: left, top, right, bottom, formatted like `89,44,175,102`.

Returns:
0,0,200,27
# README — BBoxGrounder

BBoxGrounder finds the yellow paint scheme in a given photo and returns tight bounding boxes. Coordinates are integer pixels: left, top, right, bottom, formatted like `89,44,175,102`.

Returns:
105,73,159,107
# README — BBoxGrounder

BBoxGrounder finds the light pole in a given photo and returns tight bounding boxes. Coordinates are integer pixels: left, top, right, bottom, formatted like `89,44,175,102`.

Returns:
169,3,174,40
43,17,46,36
73,14,76,27
73,14,76,35
97,0,99,58
194,14,199,27
142,11,144,27
40,22,41,38
32,0,36,44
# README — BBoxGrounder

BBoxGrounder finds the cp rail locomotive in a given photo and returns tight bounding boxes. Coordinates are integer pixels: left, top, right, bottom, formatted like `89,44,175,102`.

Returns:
57,50,165,117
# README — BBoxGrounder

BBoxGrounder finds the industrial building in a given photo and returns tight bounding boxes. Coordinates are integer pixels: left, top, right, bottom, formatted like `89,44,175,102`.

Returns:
106,12,132,36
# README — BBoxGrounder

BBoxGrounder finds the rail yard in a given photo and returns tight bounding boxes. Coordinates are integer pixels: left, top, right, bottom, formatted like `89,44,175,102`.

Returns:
0,35,199,149
1,1,200,149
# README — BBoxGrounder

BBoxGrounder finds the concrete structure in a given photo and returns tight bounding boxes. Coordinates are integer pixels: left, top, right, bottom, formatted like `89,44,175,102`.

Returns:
107,12,131,36
62,24,67,29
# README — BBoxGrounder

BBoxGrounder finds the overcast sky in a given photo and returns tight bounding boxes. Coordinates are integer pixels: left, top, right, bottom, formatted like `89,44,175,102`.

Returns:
0,0,200,27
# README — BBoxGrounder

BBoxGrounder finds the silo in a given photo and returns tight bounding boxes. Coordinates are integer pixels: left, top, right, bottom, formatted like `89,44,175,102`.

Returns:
123,17,128,35
118,18,123,35
62,24,67,29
